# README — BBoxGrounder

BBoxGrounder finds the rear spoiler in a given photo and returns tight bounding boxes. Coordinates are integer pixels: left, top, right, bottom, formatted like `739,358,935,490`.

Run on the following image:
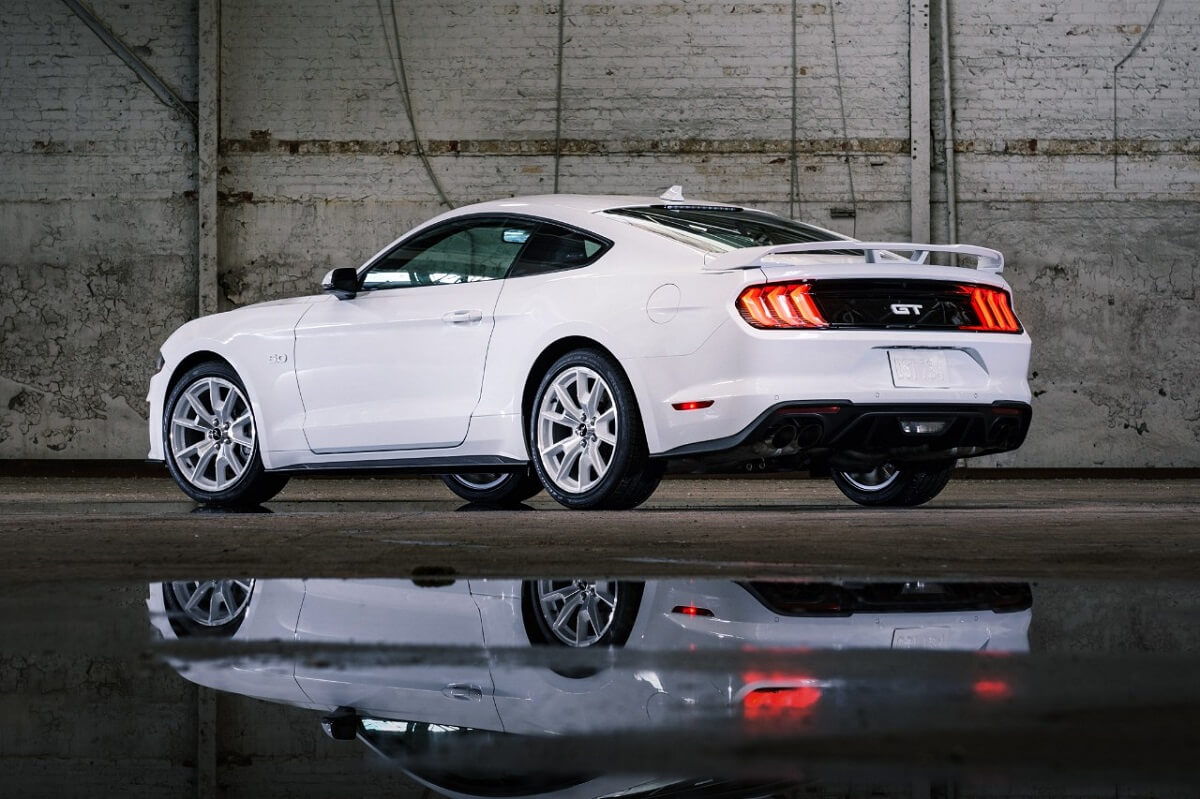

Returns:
702,242,1005,274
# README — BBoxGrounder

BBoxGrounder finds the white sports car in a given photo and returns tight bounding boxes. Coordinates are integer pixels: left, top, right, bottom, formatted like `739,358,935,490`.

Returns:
147,191,1032,508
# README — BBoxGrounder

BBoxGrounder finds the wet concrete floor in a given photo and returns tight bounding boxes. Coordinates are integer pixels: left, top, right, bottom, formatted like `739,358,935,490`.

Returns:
1,474,1197,583
4,474,1200,797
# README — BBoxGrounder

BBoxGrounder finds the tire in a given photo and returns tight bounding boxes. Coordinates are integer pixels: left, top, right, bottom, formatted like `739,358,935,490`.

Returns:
163,361,288,506
439,469,543,506
527,349,665,510
522,579,643,648
162,579,255,637
830,461,955,507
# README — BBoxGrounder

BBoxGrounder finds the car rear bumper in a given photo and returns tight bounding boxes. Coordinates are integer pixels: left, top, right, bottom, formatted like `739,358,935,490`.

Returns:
655,400,1032,468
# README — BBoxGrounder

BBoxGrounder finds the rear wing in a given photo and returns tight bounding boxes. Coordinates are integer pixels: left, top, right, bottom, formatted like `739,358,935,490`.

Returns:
702,242,1005,274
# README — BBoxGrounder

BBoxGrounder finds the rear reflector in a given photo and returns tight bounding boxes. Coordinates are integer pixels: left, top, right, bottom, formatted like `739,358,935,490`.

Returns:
672,400,715,411
672,605,714,617
736,283,828,329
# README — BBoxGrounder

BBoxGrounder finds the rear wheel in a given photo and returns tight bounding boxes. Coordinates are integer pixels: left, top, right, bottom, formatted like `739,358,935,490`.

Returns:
164,362,288,506
831,461,955,507
528,349,664,510
439,470,543,506
523,579,643,648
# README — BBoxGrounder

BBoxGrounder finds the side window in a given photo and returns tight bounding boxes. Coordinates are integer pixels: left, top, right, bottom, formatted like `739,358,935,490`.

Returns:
361,218,537,290
508,222,611,279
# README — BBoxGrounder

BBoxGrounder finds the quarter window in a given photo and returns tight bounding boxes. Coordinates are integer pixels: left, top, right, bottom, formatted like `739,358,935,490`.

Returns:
508,222,610,278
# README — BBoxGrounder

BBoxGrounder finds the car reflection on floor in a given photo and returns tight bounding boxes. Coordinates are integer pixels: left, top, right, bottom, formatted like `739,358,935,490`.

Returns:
148,577,1032,797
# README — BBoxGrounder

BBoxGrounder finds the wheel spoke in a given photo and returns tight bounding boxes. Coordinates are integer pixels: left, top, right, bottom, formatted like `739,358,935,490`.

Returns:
174,439,209,460
586,594,608,633
552,593,586,635
174,417,210,433
218,386,239,422
542,585,582,605
207,381,224,419
552,383,582,422
593,583,616,609
574,606,592,645
224,443,246,474
539,408,576,427
183,582,212,612
183,390,210,420
554,440,584,484
190,442,217,482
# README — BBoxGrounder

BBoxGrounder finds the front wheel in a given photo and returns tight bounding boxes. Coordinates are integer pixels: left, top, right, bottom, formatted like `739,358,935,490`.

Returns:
830,461,955,507
439,470,543,506
164,361,288,506
162,579,255,637
527,349,664,510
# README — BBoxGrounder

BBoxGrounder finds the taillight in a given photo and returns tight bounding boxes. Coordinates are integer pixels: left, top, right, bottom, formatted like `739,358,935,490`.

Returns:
959,286,1020,332
736,283,828,329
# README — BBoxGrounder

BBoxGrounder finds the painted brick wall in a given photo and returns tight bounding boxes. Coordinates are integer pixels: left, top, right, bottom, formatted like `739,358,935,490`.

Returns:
2,0,1196,466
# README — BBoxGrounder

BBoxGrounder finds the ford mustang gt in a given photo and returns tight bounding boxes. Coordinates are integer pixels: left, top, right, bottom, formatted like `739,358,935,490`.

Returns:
147,191,1031,508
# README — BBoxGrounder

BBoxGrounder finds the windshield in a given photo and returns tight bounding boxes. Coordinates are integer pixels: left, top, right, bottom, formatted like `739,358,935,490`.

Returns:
605,205,853,253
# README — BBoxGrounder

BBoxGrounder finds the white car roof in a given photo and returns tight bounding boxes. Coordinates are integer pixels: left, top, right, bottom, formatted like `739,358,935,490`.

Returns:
448,193,738,216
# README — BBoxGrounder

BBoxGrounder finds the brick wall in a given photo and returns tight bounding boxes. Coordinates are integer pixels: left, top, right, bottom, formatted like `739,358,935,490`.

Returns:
2,0,1196,465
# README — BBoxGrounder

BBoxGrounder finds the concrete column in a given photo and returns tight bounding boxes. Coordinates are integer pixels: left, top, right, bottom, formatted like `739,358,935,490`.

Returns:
197,686,217,799
909,0,931,243
197,0,220,316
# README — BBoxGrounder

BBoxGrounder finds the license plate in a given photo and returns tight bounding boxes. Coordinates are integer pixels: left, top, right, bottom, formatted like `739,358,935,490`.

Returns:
889,350,949,388
892,626,951,650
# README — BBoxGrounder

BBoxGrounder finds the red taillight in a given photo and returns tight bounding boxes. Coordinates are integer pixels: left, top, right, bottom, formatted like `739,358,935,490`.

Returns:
960,287,1020,333
741,673,823,720
736,283,829,329
672,400,715,411
973,679,1012,700
671,605,714,617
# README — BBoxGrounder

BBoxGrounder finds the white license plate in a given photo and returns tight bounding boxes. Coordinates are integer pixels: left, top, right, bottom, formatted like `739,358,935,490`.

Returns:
889,350,950,388
892,626,951,650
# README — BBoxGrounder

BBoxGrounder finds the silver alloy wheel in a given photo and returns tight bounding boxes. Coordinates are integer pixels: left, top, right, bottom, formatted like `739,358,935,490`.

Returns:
168,579,255,627
169,376,257,492
450,473,508,491
536,366,618,494
840,463,901,492
535,579,618,647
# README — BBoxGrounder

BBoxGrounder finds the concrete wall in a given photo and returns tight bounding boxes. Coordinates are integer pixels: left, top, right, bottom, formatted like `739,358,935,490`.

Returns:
1,0,1196,465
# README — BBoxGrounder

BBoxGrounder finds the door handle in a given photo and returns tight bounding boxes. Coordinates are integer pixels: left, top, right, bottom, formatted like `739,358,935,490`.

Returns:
442,683,484,701
442,309,483,324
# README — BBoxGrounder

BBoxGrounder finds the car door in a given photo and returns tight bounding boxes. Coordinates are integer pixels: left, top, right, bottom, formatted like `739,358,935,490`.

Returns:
293,579,503,730
292,216,536,454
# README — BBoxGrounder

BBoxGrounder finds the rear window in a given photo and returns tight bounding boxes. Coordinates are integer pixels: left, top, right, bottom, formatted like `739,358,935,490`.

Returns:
606,205,852,253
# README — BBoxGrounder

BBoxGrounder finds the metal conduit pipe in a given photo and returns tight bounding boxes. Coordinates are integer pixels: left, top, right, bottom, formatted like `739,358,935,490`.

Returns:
939,0,959,259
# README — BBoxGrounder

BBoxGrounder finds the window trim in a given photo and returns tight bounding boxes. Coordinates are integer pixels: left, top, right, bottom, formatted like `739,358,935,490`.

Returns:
358,213,614,292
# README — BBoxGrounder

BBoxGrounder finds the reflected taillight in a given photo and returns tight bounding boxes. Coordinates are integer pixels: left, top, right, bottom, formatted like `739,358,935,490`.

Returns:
960,286,1021,332
736,283,828,329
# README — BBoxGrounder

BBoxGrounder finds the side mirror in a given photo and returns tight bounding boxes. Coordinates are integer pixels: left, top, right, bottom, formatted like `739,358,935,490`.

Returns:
322,267,359,300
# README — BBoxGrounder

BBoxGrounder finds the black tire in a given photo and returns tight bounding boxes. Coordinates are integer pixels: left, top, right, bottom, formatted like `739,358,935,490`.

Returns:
522,579,643,649
163,361,288,506
527,349,665,510
439,469,543,506
830,461,955,507
162,579,255,638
